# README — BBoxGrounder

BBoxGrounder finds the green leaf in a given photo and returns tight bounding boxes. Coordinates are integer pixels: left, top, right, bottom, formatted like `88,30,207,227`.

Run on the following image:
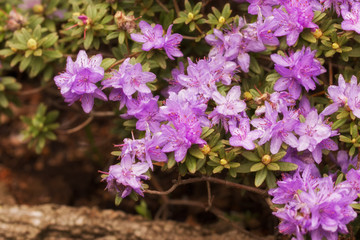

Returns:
236,162,253,173
254,168,267,187
186,155,197,174
100,58,116,70
42,50,63,59
193,2,202,14
184,0,192,12
106,31,119,41
118,31,126,44
265,72,281,82
222,3,231,18
250,162,265,172
19,56,32,72
332,118,347,130
335,173,344,185
44,131,57,140
115,194,123,206
267,162,280,171
339,135,352,143
167,152,176,169
84,30,94,50
266,171,277,189
301,31,317,43
272,151,286,162
0,94,9,108
0,49,15,58
241,151,261,162
41,33,59,48
278,162,298,171
336,110,349,119
33,25,42,39
189,22,196,32
111,151,121,156
189,146,205,159
212,165,224,174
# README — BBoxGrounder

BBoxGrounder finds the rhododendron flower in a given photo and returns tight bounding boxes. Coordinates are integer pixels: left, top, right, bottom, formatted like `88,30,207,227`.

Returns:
104,158,150,198
54,50,107,113
131,21,164,51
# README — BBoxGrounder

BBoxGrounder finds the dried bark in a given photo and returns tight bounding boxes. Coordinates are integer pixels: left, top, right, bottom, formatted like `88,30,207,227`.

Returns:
0,204,273,240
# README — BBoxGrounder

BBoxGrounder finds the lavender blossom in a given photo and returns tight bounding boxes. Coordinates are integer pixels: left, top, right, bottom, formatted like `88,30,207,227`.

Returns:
163,24,183,60
54,50,107,113
271,47,326,99
229,118,262,150
104,158,150,198
270,167,358,240
294,110,332,154
102,58,156,98
131,21,164,51
341,3,360,33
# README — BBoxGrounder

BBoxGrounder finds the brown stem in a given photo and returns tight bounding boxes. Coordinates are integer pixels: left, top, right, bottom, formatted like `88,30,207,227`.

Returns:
172,0,180,15
17,82,52,96
108,52,141,70
155,0,169,13
182,35,198,40
144,176,267,196
90,111,116,117
329,60,333,86
205,181,213,211
357,149,360,169
57,116,94,134
195,24,204,36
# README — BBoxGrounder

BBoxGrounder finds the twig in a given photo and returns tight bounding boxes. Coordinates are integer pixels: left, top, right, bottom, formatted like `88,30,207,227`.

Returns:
205,181,212,211
155,0,169,13
150,173,169,220
91,111,116,117
172,0,180,15
182,35,198,40
357,149,360,169
57,116,94,134
329,60,333,86
144,176,267,196
17,83,52,96
108,52,141,70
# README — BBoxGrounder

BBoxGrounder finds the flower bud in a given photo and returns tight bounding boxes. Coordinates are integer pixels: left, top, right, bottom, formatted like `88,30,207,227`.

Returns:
6,10,26,31
311,28,322,39
261,154,272,165
220,158,228,166
218,16,226,24
243,92,253,101
188,12,194,20
32,4,44,14
332,43,340,50
27,38,37,50
200,144,211,155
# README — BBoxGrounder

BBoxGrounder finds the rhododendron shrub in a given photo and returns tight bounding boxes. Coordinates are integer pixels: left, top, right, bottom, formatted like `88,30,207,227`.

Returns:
3,0,360,239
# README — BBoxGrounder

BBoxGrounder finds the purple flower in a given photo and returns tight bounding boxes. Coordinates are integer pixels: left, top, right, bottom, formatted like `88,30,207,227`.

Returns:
163,24,183,60
341,2,360,33
104,158,150,198
271,47,326,99
160,124,192,162
126,94,164,132
295,110,332,153
270,167,358,240
322,75,360,118
335,150,357,173
212,86,246,116
229,118,262,150
131,21,164,51
54,50,107,113
247,0,280,16
272,2,318,46
102,58,156,97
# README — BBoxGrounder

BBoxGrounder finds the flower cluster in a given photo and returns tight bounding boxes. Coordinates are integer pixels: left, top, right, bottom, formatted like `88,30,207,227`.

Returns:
269,167,358,240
